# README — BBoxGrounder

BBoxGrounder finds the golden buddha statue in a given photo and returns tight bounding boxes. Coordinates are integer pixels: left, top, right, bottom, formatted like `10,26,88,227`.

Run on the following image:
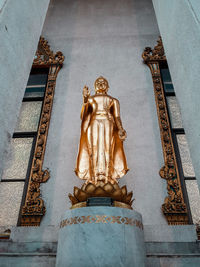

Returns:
75,76,128,186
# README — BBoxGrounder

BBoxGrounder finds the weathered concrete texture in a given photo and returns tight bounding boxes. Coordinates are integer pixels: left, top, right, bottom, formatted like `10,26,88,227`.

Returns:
146,240,200,266
0,226,199,267
9,226,59,242
0,0,7,11
56,207,146,267
0,241,57,254
146,241,200,255
0,226,57,267
146,257,200,267
0,0,50,179
0,255,56,267
144,225,197,242
41,0,169,227
152,0,200,190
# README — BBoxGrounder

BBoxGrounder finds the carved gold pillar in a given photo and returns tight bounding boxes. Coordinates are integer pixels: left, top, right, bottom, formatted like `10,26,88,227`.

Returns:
142,38,189,225
20,37,64,226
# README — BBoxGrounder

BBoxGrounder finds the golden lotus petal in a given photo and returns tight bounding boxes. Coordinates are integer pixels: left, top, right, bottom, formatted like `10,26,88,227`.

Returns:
112,189,122,201
68,193,78,205
74,186,80,197
97,181,106,187
121,185,127,196
113,183,120,190
103,183,114,193
81,184,86,190
69,184,134,208
93,187,107,197
85,183,96,194
76,190,88,202
125,192,133,203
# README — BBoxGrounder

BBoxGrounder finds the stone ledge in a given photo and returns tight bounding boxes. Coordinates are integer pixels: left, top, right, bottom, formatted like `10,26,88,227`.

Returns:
147,254,200,258
0,253,56,257
0,241,57,253
144,225,197,242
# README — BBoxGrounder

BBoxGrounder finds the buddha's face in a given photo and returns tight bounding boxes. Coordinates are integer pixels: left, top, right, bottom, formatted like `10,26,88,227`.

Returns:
95,77,109,94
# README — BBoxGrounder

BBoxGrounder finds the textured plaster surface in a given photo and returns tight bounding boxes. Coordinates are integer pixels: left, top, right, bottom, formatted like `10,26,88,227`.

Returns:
147,258,200,267
0,257,56,267
41,0,169,226
10,226,59,242
0,0,7,12
144,224,197,242
152,0,200,190
0,0,50,179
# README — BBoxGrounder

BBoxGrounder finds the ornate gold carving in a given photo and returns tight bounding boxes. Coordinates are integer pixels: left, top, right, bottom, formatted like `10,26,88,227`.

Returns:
68,182,133,210
142,36,166,62
60,215,143,230
20,37,64,226
34,37,64,66
142,37,189,225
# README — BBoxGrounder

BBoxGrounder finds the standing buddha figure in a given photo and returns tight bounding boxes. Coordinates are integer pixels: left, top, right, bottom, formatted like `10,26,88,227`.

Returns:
75,76,128,186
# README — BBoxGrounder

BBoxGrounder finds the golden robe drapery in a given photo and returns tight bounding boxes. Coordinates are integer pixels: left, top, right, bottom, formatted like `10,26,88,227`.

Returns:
75,93,128,184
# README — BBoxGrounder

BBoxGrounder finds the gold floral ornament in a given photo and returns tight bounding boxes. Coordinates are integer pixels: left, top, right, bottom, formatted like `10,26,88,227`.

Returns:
69,77,133,209
34,36,64,66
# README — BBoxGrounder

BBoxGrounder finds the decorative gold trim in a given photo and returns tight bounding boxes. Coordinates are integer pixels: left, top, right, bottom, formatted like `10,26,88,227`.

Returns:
71,202,87,209
142,37,189,225
20,37,64,226
60,215,143,230
113,201,132,210
70,201,132,210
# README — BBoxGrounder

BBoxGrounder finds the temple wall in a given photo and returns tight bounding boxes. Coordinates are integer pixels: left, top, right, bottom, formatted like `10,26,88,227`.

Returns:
1,1,200,266
0,0,50,178
152,0,200,189
40,0,168,226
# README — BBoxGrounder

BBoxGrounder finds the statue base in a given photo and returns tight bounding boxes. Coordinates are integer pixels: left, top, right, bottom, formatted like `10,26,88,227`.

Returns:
56,207,146,267
68,182,133,210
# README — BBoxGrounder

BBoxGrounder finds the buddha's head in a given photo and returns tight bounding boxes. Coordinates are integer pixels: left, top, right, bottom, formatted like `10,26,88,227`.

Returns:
94,76,109,94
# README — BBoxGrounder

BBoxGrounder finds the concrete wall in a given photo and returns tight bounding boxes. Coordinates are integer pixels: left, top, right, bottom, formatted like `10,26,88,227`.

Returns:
152,0,200,189
0,226,199,266
41,0,168,226
0,0,50,178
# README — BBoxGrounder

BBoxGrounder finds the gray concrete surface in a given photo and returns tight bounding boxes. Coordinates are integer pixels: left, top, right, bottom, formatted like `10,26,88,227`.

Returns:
0,0,50,179
0,226,199,267
152,0,200,191
41,0,168,226
144,224,197,242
